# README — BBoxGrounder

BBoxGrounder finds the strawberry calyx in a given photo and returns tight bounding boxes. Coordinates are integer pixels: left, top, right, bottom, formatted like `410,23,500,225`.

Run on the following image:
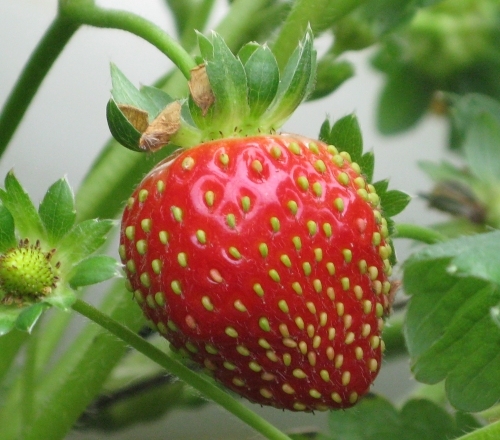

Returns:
107,29,316,153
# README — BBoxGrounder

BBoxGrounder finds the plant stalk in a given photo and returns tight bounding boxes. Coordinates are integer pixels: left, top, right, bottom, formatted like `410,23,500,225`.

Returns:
0,16,79,159
60,3,197,79
393,223,447,244
72,298,292,440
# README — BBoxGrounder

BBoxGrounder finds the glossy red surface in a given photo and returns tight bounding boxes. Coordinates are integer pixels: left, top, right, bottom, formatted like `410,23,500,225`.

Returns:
120,135,391,411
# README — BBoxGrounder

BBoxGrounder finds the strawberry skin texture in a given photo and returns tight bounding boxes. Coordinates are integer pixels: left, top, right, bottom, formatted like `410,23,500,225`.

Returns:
119,134,392,412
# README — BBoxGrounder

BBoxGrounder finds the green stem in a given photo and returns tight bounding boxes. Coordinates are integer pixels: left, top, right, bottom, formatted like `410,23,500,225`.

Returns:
60,3,197,79
71,298,292,440
393,223,447,244
21,330,38,436
0,15,79,159
272,0,368,69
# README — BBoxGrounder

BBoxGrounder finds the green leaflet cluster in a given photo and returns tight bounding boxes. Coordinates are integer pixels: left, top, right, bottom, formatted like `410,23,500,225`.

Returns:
421,93,500,235
319,114,410,265
0,172,119,335
107,29,316,152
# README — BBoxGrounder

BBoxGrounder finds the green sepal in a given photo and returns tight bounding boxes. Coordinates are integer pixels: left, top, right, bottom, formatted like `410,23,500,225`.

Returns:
359,151,375,183
193,32,249,137
44,284,76,310
38,177,76,245
380,189,411,217
0,306,21,336
110,63,169,116
57,219,115,265
0,203,16,253
377,67,434,134
242,44,280,120
0,171,45,241
106,99,144,153
307,58,354,101
263,27,316,129
322,114,363,163
404,230,500,411
68,256,121,289
237,42,260,64
326,394,481,440
373,179,389,196
319,119,331,143
107,64,182,152
0,302,50,336
15,302,49,333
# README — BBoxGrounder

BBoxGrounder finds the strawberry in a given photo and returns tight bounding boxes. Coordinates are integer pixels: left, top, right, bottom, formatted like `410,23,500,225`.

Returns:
119,134,392,412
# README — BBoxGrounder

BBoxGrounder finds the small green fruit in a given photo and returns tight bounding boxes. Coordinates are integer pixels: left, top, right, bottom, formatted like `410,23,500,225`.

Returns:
0,239,59,305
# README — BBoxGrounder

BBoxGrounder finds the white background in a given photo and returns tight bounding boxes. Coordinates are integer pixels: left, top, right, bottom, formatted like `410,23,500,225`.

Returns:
0,1,450,438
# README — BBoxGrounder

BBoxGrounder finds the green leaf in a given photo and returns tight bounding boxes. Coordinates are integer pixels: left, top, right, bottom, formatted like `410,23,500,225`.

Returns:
106,99,144,152
0,203,16,253
264,28,316,129
449,93,500,150
404,231,500,411
15,303,49,333
359,151,375,183
68,256,121,288
326,395,478,440
0,171,45,240
377,68,433,134
38,177,76,245
463,112,500,183
380,190,411,217
307,58,354,101
58,219,115,264
328,114,363,163
243,44,280,120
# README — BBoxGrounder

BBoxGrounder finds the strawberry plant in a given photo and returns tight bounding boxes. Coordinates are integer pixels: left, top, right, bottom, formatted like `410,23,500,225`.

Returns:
1,1,500,439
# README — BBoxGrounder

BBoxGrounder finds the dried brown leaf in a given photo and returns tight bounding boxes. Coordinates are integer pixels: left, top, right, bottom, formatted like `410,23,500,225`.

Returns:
188,64,215,116
118,104,149,133
139,101,182,152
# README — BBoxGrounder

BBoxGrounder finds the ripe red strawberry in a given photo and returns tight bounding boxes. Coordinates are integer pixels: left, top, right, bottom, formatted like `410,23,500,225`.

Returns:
119,134,392,412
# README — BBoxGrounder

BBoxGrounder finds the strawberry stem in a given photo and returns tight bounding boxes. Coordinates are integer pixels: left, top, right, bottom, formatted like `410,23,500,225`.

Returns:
0,15,79,159
60,2,197,79
0,2,197,162
393,223,446,244
21,330,38,437
72,298,293,440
